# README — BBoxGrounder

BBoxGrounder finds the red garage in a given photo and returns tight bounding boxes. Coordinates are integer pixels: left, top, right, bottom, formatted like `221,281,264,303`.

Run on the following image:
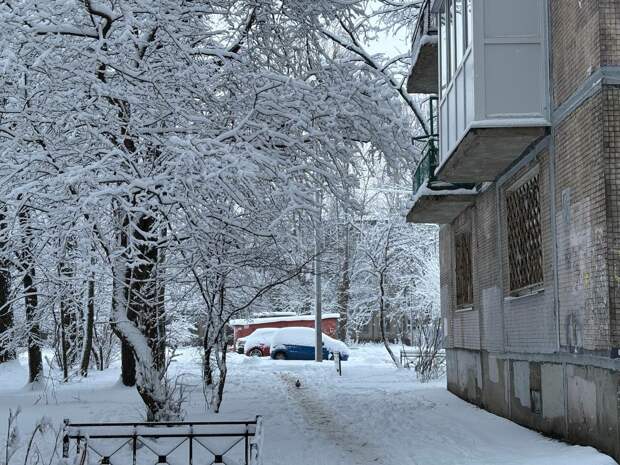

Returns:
230,313,339,342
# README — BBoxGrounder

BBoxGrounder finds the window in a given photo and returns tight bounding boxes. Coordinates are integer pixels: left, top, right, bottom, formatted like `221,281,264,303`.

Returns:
440,2,449,92
455,232,473,307
466,0,473,46
439,0,471,94
455,0,464,67
449,0,456,77
506,173,543,293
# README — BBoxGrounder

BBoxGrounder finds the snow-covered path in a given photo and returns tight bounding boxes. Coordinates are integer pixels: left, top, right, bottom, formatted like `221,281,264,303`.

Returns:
0,346,616,465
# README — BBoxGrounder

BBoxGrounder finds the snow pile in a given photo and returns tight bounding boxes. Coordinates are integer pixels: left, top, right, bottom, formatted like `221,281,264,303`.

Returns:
244,328,278,349
271,327,350,356
0,346,616,465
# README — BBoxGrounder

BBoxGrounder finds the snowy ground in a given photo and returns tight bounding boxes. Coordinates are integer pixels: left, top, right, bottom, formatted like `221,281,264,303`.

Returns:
0,345,616,465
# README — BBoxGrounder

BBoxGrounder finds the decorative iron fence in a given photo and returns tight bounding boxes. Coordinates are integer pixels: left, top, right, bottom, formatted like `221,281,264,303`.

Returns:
413,147,438,194
62,417,263,465
412,96,439,195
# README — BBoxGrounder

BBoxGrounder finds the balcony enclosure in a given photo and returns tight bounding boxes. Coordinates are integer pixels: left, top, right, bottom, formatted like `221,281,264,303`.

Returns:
435,0,550,184
407,0,438,94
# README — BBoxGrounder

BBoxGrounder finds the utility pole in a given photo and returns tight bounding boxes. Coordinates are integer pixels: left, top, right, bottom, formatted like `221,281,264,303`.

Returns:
315,191,323,362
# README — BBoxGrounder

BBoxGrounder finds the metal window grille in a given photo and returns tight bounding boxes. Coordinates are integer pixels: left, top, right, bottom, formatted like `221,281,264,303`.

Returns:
455,232,473,307
506,174,543,292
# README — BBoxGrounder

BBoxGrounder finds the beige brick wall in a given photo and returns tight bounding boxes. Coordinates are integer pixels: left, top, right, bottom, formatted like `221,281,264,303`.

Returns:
499,151,557,354
603,85,620,348
474,187,504,353
443,209,481,351
440,225,454,349
550,0,601,107
555,91,610,353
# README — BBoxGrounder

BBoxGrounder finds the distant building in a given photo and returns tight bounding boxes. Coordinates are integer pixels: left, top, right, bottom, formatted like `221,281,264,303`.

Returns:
229,313,339,342
354,314,412,345
407,0,620,460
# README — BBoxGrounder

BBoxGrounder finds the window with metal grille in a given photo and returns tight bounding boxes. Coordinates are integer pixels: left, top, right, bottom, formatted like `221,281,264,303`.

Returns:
455,232,473,307
506,173,543,293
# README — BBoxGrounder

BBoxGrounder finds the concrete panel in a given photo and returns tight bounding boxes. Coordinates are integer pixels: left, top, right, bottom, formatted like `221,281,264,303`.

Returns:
567,365,597,437
450,349,482,405
541,363,564,419
482,353,509,417
513,360,531,409
488,354,499,383
565,364,620,458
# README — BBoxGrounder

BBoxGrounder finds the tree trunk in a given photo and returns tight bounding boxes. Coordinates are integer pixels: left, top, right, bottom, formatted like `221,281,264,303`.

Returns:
336,224,350,341
203,321,213,386
113,211,171,420
213,338,228,414
0,263,14,363
0,207,14,363
379,272,400,368
59,299,70,381
115,265,137,386
23,270,43,383
121,340,136,385
80,276,95,377
18,206,42,383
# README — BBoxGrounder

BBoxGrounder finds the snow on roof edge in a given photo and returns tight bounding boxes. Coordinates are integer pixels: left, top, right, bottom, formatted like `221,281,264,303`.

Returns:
230,313,340,326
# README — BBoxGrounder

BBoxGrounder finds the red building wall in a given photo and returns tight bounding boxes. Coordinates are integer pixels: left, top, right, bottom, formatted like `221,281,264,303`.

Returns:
233,318,338,341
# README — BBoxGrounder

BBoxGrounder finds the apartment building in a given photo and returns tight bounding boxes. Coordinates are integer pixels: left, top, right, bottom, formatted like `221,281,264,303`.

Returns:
406,0,620,459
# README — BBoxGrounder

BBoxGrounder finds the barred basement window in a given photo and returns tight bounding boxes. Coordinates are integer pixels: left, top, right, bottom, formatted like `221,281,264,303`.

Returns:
455,232,473,307
506,173,543,293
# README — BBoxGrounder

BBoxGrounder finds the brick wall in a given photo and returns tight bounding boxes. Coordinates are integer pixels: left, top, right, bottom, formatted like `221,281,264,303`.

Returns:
441,209,482,351
475,187,504,353
555,91,610,353
440,225,454,349
550,0,601,107
604,85,620,348
499,151,557,354
600,0,620,66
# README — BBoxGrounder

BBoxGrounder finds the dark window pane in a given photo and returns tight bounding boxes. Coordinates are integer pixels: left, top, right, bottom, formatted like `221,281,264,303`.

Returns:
455,232,473,307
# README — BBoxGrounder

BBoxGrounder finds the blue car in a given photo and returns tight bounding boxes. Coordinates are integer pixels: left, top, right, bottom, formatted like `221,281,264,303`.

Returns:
269,327,350,361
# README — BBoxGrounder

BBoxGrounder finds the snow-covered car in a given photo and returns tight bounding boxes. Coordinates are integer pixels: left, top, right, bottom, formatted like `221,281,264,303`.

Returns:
243,328,278,357
235,337,246,354
269,327,350,361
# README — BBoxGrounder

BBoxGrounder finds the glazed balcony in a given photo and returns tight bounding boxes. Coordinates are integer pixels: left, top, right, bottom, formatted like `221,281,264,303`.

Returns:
434,0,550,184
406,0,438,94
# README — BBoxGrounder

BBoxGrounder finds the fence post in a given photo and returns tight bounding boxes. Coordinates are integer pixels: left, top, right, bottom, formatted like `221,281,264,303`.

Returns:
189,425,193,465
244,423,249,465
132,425,137,465
62,419,70,459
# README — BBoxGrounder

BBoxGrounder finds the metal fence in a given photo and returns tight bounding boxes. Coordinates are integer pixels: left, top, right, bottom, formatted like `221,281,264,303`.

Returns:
62,417,263,465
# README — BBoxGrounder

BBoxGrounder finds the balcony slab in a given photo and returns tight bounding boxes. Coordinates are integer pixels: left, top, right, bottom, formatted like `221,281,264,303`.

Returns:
406,193,476,224
436,126,548,184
